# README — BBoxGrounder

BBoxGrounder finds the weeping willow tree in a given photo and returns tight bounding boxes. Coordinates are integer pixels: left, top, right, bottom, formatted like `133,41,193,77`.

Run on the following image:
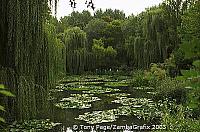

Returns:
64,27,88,74
91,39,106,69
143,40,153,68
134,36,145,68
45,20,66,88
123,6,172,69
125,36,135,66
0,0,65,122
141,7,171,68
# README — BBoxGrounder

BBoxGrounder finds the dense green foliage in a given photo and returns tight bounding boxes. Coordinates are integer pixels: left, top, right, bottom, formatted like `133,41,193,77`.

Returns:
0,0,63,122
0,0,199,131
53,3,188,71
0,84,15,123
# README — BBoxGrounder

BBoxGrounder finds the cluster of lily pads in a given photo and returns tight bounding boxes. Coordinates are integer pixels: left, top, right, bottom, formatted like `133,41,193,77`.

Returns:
82,87,120,94
9,119,61,132
132,86,154,90
76,96,163,124
59,75,116,84
76,106,133,124
50,83,94,93
105,93,131,97
53,84,121,94
111,97,153,106
76,110,117,124
59,75,100,83
55,84,91,91
66,81,105,86
55,94,101,109
104,81,130,87
146,91,157,95
112,97,163,120
51,75,162,124
75,105,144,124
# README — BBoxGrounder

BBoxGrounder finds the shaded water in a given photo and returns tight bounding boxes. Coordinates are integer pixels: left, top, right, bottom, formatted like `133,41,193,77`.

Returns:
48,75,159,132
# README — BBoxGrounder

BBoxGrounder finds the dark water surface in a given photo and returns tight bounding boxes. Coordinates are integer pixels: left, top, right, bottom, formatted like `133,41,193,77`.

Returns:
48,76,158,132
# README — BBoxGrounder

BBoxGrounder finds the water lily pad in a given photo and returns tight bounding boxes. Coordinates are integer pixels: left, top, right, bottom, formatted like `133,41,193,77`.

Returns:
60,94,101,103
55,101,92,109
50,75,162,124
112,97,153,106
146,92,157,95
110,97,162,120
105,93,131,98
104,81,129,87
66,81,105,86
59,75,115,84
76,106,135,124
9,119,61,132
113,106,132,116
82,87,120,94
132,86,154,90
76,110,117,124
55,94,101,109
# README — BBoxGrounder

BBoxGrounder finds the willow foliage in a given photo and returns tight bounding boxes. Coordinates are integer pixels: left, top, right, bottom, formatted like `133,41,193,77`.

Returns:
0,0,63,121
45,21,66,86
141,7,171,68
64,27,88,74
134,37,145,68
124,6,175,69
125,36,135,66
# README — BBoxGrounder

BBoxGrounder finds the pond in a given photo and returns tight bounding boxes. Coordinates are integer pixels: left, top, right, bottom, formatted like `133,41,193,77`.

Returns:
47,75,161,132
9,75,162,132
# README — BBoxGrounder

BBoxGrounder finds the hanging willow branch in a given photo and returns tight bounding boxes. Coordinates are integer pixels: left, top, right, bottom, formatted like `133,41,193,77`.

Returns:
69,0,95,10
64,27,88,74
0,0,66,121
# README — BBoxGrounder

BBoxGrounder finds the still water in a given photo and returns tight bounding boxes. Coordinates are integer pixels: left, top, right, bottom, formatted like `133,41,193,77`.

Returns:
48,75,158,132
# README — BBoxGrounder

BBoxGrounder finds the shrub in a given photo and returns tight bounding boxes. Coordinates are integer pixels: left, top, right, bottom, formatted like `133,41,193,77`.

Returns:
131,70,149,87
176,60,200,117
154,78,187,104
131,64,166,87
144,63,166,80
164,54,180,77
155,99,200,132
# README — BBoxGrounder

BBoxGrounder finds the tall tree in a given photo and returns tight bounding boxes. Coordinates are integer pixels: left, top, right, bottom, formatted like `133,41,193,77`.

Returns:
94,9,126,20
64,27,88,74
0,0,66,121
84,18,108,46
66,10,93,29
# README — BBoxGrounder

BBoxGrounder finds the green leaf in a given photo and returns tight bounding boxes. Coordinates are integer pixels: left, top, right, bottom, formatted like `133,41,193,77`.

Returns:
190,82,200,89
0,84,5,89
193,60,200,69
180,39,200,59
0,117,5,123
176,76,185,81
181,69,199,78
0,105,5,112
0,90,15,97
